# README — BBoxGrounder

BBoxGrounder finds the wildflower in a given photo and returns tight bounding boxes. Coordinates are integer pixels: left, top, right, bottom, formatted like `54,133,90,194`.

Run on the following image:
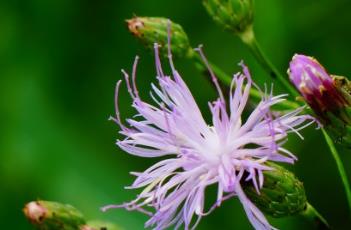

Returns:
103,29,315,229
288,55,349,120
288,54,351,145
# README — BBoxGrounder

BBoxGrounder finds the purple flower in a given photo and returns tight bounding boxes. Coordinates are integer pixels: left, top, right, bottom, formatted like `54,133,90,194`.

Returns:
288,54,348,124
102,42,315,229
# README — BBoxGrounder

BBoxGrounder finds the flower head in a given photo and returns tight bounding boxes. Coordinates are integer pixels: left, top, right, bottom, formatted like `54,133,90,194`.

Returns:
288,54,351,146
103,30,315,229
288,54,351,121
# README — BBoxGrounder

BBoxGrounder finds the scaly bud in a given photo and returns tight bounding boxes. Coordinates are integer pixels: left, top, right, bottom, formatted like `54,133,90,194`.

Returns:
243,163,307,218
202,0,254,34
126,17,192,58
288,54,351,146
24,200,86,230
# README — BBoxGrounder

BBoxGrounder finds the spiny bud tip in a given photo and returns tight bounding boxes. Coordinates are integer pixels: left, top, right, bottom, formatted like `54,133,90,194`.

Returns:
126,17,191,59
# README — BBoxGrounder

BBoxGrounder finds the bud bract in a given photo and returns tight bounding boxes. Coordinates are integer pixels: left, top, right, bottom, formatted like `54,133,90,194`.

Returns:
243,163,307,218
23,201,86,230
126,17,191,58
203,0,254,34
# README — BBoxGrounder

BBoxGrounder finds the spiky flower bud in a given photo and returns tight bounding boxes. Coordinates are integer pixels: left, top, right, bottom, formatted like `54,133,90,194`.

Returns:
126,17,191,58
23,200,86,230
243,163,307,218
203,0,254,34
288,54,351,146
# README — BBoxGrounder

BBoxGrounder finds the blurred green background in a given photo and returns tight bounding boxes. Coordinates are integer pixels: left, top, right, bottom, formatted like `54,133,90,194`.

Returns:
1,0,351,229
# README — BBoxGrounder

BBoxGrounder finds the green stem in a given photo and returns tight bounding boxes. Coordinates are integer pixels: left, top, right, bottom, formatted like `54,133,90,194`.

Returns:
300,203,330,229
238,26,299,99
322,128,351,213
188,50,300,110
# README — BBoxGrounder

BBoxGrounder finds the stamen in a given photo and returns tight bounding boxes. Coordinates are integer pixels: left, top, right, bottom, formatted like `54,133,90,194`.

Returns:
132,55,140,98
113,80,129,132
167,19,176,74
121,69,135,99
194,45,225,103
154,43,165,78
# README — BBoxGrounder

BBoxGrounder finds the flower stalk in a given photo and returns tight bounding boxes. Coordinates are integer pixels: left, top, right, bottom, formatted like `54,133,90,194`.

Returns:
322,128,351,214
202,0,299,99
300,203,330,230
238,26,299,98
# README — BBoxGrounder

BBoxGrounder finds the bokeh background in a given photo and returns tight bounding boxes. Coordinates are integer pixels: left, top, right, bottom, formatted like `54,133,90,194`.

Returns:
1,0,351,229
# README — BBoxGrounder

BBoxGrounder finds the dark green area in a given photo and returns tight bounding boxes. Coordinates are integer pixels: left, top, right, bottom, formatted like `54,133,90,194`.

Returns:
1,0,351,229
243,163,307,218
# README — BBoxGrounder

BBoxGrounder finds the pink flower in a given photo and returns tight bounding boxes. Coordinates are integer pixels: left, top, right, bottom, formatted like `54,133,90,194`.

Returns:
288,54,349,124
103,35,315,230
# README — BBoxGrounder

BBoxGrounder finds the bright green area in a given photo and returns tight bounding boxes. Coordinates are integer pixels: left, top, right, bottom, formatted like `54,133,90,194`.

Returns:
1,0,351,229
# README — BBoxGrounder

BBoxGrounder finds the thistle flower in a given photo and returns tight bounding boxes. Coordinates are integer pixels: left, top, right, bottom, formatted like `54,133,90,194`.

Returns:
288,54,351,145
103,30,315,229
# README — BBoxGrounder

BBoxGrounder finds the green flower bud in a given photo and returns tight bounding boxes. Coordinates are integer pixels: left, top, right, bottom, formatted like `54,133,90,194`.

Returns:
23,200,86,230
243,163,307,218
203,0,254,34
126,17,192,58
